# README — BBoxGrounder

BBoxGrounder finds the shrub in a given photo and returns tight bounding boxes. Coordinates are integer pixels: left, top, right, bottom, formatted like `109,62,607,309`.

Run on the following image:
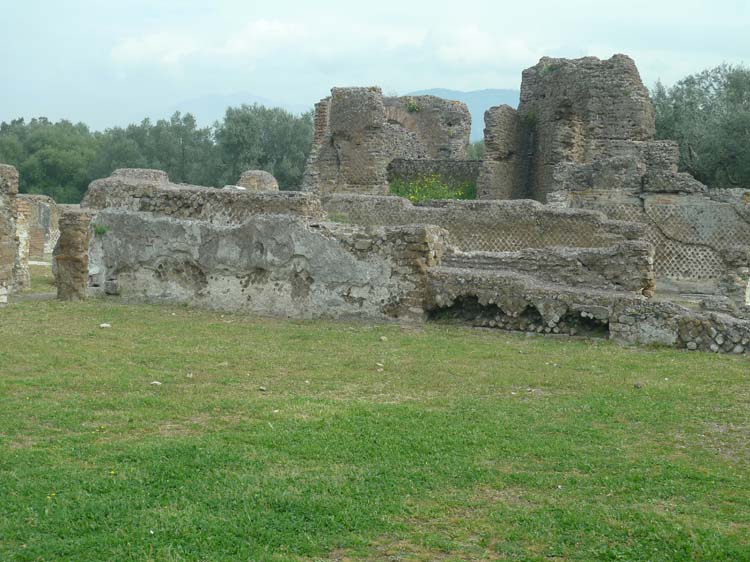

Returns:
389,174,476,202
92,223,109,236
405,99,421,113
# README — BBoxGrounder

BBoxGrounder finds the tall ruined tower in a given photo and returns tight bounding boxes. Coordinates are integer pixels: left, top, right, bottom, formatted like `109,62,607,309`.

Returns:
479,54,657,202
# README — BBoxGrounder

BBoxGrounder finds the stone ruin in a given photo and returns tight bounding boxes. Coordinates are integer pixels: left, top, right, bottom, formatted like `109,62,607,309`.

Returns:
235,170,279,191
2,54,749,355
0,167,61,299
17,195,60,261
478,55,750,309
0,164,19,304
302,87,475,195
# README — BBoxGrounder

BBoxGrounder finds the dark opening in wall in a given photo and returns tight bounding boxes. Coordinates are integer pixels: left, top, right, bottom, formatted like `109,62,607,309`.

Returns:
428,295,609,338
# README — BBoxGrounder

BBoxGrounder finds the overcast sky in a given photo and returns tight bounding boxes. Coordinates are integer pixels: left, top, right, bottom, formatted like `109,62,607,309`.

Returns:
1,0,748,129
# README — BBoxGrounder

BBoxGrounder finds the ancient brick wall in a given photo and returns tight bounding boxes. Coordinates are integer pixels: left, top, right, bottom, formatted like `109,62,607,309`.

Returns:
83,169,323,224
519,55,655,202
17,194,59,260
87,209,447,321
53,207,91,300
475,54,750,304
477,105,527,200
550,186,750,304
383,96,470,159
387,159,481,189
13,197,30,289
480,55,656,203
441,241,654,296
81,168,448,320
323,194,643,253
302,88,471,196
0,164,19,303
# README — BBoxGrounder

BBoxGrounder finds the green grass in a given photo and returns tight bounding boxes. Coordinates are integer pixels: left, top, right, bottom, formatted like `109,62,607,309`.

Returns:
389,175,476,202
1,298,749,561
23,264,55,294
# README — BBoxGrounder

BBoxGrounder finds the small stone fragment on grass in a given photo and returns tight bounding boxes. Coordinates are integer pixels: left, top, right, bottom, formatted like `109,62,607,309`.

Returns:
258,386,267,392
99,323,111,329
379,336,388,342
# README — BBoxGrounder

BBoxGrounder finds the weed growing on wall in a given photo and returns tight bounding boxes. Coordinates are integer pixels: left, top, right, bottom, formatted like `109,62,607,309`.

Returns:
389,174,476,202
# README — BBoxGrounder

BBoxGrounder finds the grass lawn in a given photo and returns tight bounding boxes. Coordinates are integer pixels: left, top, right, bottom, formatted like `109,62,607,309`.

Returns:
1,294,749,561
22,264,56,295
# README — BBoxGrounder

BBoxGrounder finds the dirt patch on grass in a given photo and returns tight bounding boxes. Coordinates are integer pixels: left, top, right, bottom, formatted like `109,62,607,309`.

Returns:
327,539,496,561
702,421,750,462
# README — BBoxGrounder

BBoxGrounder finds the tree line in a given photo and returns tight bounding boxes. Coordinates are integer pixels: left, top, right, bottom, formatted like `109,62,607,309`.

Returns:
1,63,748,203
0,106,313,203
652,63,749,188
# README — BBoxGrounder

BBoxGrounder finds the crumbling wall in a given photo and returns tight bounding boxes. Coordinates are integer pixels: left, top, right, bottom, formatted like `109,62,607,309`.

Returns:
475,54,750,304
83,169,323,223
323,194,644,253
14,198,30,290
53,206,91,301
90,211,445,321
480,55,656,202
477,105,526,200
427,265,750,353
236,170,279,191
302,88,471,195
442,241,655,296
84,169,447,320
17,194,59,260
383,96,470,159
302,87,390,196
387,159,481,190
550,184,750,283
519,54,655,202
0,164,19,303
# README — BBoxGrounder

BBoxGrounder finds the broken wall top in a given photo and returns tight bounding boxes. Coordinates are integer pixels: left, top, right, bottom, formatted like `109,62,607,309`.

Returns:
83,169,323,224
303,87,472,195
519,54,655,143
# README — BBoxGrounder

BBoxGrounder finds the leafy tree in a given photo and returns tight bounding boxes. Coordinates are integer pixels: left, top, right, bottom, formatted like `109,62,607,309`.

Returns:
652,64,750,188
215,105,313,189
0,118,99,202
467,140,485,160
90,113,222,187
0,103,313,200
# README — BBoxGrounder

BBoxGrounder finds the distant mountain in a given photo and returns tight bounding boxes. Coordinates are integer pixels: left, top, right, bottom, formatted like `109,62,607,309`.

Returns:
138,93,313,128
407,88,520,141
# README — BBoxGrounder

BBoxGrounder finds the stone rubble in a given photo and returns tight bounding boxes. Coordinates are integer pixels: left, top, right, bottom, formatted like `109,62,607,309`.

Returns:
2,53,748,356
